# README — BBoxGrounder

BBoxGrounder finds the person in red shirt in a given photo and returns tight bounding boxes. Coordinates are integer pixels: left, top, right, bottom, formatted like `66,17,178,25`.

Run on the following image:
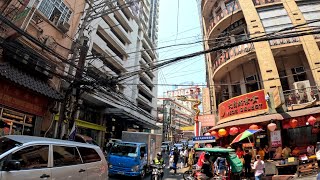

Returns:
236,147,244,158
197,151,206,169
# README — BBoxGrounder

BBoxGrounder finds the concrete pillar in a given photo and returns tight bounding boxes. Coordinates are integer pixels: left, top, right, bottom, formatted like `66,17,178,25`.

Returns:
282,0,320,86
238,0,282,92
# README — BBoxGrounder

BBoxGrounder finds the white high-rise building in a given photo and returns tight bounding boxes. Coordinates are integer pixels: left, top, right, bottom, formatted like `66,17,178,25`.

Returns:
74,0,160,143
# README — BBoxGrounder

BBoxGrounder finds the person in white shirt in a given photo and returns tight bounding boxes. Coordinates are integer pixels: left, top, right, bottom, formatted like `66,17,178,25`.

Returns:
253,155,265,180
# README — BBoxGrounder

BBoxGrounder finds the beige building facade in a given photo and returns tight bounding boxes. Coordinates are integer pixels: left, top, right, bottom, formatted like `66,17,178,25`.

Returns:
201,0,320,126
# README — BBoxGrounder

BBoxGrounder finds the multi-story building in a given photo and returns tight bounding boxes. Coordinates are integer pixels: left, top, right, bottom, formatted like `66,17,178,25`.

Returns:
201,0,320,146
157,86,201,141
0,0,85,137
74,0,160,143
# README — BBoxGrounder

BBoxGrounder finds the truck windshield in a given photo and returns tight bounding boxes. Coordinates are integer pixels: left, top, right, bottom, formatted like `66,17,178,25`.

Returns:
0,137,22,156
110,144,138,157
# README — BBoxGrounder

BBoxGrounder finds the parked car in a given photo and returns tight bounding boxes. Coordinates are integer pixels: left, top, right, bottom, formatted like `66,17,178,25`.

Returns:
0,135,108,180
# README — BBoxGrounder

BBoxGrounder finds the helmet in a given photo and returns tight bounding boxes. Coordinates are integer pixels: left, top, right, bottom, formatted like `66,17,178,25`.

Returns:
157,152,162,156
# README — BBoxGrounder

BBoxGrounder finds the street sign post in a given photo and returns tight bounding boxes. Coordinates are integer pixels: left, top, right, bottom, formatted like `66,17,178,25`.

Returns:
192,136,216,144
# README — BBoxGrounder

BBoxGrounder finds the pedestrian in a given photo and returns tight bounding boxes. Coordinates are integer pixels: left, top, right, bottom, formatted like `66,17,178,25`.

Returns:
170,148,179,174
196,151,206,170
257,147,265,160
253,155,265,180
244,150,252,179
188,148,195,170
180,148,184,169
307,144,315,156
184,148,189,167
236,147,244,158
273,146,282,159
282,145,291,158
216,156,227,176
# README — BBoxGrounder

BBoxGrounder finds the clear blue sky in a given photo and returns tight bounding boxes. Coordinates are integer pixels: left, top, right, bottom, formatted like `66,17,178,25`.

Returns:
157,0,206,97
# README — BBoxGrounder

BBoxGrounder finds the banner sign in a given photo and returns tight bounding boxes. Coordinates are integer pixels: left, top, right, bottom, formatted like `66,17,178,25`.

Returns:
192,136,215,143
198,114,216,127
270,130,282,147
218,90,267,120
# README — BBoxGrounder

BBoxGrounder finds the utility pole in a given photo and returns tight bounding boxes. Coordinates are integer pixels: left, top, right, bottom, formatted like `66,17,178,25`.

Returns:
57,1,92,138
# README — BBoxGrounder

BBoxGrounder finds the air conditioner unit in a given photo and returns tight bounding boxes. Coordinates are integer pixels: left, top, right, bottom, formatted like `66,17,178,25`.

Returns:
58,22,70,33
293,80,312,102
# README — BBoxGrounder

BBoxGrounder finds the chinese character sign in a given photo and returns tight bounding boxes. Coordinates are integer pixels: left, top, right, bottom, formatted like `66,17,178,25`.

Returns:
270,130,282,147
218,90,267,120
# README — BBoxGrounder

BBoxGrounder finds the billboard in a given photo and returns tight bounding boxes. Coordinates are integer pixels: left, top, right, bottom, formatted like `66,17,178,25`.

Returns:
218,90,268,121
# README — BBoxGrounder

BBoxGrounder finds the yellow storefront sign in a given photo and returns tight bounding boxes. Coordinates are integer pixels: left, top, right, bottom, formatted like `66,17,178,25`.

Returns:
180,126,194,131
54,115,106,132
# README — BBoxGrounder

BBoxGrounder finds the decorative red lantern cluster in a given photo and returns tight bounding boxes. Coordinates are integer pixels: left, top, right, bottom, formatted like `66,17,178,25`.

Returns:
249,124,259,130
229,127,239,136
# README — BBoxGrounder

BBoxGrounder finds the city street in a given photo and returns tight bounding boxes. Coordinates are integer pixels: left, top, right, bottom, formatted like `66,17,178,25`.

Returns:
109,167,188,180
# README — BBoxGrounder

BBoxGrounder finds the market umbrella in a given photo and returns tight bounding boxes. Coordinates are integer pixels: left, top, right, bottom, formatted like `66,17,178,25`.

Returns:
230,129,263,145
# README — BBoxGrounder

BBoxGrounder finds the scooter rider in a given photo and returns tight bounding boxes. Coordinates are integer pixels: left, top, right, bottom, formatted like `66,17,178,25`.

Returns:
153,152,165,178
154,152,165,165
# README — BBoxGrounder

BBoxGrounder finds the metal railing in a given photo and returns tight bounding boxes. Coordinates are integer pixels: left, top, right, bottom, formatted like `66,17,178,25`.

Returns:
269,37,300,47
213,42,255,71
283,86,320,107
207,1,241,34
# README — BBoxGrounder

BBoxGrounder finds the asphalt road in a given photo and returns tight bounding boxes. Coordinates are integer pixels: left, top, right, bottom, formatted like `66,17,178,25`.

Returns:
108,153,188,180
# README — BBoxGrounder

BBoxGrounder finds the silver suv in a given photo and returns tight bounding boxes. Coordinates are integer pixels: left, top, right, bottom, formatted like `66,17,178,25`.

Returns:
0,135,108,180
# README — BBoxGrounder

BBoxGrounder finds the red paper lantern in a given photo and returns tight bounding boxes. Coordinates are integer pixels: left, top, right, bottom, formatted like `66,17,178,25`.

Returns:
210,130,217,137
308,116,316,126
290,119,298,128
249,124,259,130
267,123,277,132
218,129,227,137
204,132,211,136
229,127,239,136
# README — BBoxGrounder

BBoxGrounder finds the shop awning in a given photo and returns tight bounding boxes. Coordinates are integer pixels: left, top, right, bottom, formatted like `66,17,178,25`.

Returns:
0,63,63,100
210,106,320,130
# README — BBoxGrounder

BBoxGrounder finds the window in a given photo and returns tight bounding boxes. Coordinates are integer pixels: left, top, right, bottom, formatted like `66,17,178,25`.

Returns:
77,147,101,163
38,0,72,25
291,67,307,82
53,146,82,167
10,145,49,170
279,70,290,91
257,5,292,33
297,1,320,28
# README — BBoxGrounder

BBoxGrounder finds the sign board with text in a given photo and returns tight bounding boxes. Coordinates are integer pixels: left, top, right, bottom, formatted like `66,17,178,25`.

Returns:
198,114,216,127
270,130,282,147
192,136,215,143
218,90,268,120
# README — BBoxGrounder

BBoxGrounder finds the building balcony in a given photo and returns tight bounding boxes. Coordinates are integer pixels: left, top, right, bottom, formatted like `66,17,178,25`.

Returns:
252,0,282,6
207,1,241,34
92,37,124,68
213,37,302,74
141,48,153,63
284,86,320,111
213,42,255,72
138,80,153,96
137,94,153,108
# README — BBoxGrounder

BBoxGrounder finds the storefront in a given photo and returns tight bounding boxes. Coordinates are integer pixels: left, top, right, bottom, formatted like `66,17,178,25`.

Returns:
0,76,59,137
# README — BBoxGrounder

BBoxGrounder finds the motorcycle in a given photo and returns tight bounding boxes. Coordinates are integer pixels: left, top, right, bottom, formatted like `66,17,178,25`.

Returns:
150,164,165,180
